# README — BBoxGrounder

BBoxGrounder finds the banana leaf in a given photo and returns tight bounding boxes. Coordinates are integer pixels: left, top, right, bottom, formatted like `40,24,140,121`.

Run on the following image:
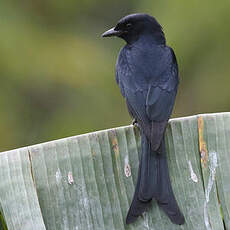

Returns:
0,113,229,229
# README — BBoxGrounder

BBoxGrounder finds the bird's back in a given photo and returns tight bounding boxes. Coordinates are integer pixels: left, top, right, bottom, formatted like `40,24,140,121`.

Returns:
116,41,178,95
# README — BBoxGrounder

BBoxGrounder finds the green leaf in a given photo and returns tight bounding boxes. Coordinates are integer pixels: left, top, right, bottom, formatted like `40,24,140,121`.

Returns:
0,113,230,229
0,148,46,230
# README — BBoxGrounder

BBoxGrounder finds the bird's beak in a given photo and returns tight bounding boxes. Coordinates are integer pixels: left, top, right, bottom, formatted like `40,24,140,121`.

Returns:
101,27,122,37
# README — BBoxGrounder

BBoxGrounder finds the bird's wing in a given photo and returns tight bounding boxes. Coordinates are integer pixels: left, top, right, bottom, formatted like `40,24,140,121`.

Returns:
116,46,178,150
146,48,178,120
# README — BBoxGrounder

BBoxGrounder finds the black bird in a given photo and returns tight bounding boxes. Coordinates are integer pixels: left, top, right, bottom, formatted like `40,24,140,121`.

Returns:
102,13,185,225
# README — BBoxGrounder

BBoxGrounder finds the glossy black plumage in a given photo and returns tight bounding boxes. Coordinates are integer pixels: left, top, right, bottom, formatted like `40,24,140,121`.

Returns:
102,13,185,225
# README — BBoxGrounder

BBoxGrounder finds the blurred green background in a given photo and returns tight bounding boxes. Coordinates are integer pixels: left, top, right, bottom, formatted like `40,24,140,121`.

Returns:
1,0,230,152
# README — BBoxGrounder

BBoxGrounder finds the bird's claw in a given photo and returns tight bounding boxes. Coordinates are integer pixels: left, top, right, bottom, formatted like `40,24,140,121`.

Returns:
132,119,139,127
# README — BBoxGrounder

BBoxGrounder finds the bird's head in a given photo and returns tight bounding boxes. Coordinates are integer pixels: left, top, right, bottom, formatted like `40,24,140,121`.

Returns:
102,13,165,45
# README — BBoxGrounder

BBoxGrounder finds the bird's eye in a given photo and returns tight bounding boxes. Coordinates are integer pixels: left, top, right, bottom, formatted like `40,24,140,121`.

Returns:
126,23,132,28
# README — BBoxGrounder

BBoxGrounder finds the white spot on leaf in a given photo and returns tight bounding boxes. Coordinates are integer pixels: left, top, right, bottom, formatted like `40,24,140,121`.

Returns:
204,151,218,230
68,171,74,184
188,160,198,182
56,169,62,183
143,213,150,229
124,155,131,177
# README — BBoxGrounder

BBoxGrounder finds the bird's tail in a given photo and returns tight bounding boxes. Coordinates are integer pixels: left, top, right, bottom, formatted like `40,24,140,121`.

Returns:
126,133,185,225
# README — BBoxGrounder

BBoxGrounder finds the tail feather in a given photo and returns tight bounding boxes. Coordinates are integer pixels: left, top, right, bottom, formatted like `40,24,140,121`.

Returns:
139,133,158,201
125,156,151,224
126,134,185,225
156,150,185,225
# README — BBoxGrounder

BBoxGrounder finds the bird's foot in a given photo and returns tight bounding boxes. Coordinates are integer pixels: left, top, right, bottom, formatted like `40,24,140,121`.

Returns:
131,119,139,127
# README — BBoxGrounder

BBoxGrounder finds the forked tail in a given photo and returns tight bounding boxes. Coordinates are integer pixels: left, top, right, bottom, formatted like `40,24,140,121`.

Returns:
126,134,185,225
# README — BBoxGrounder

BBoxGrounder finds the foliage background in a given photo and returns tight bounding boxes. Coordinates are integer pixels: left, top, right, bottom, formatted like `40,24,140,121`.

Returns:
1,0,230,151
